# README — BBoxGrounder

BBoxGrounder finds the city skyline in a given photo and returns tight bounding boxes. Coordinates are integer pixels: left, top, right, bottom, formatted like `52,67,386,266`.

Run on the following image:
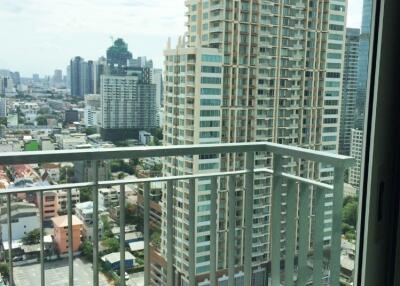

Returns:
0,0,364,77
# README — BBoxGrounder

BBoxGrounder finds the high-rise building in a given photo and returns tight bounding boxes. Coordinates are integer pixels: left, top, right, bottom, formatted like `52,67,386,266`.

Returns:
152,69,163,107
70,56,87,98
100,68,157,141
355,0,372,129
53,69,63,85
87,60,95,94
339,28,360,155
0,97,6,118
161,0,346,285
106,38,133,75
94,57,107,94
349,129,363,192
84,94,101,127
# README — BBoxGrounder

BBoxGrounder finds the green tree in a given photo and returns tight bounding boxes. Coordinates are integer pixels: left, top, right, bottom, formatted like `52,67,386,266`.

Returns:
80,187,92,202
80,240,93,261
36,116,48,126
0,263,9,281
60,166,74,182
151,229,161,249
101,215,113,238
343,199,358,227
84,127,97,136
102,237,119,252
22,229,40,245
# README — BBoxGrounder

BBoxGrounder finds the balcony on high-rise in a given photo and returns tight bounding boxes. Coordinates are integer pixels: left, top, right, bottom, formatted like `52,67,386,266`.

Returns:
0,142,353,286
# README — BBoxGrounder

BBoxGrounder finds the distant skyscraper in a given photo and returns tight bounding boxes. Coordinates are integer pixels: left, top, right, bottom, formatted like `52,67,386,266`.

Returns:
100,68,157,141
94,57,107,94
11,72,20,85
87,60,95,94
106,38,133,75
340,28,360,155
0,97,6,118
66,65,71,88
70,56,87,98
355,0,372,129
349,129,363,192
53,69,63,85
152,69,163,107
32,74,40,82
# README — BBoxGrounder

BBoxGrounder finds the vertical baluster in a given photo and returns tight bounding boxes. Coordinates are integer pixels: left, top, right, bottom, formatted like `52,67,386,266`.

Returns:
244,152,255,286
143,182,150,286
6,193,13,286
284,180,297,286
330,166,345,285
67,188,73,286
188,178,196,285
228,174,236,286
92,160,99,286
297,183,311,285
40,191,45,286
166,180,174,286
312,188,325,286
119,184,126,286
210,176,218,286
271,154,283,286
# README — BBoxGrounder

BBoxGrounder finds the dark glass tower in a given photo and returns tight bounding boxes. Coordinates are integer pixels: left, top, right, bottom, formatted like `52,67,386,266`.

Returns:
355,0,372,129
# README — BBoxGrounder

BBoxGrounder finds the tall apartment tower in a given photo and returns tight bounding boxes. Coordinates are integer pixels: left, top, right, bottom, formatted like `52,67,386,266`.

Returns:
355,0,372,130
100,70,158,141
349,128,363,193
339,28,360,156
161,0,346,285
70,56,87,98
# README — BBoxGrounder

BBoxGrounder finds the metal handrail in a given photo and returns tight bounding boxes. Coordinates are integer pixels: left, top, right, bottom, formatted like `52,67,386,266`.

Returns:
0,142,353,167
0,142,354,286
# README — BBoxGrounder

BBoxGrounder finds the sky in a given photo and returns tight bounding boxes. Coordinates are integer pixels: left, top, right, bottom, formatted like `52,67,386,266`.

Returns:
0,0,364,77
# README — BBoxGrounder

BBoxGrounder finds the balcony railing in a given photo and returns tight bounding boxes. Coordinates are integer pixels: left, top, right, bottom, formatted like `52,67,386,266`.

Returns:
0,142,353,286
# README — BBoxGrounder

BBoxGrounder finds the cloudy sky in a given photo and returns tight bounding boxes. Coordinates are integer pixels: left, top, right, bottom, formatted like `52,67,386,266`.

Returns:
0,0,364,77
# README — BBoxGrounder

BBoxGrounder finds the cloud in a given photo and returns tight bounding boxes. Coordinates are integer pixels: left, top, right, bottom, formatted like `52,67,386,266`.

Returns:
0,0,365,76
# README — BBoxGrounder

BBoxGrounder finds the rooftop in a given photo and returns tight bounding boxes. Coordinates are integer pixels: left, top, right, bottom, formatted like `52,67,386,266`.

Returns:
51,215,83,227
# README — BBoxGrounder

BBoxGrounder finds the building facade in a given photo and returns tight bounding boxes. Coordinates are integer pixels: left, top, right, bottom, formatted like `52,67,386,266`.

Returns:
161,0,346,285
100,73,157,140
355,0,372,130
339,28,360,156
349,129,363,192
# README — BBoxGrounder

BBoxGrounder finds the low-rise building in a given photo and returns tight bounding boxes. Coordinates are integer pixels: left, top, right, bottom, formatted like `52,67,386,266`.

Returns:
99,187,119,209
101,252,135,271
56,189,80,215
36,191,58,221
75,201,105,240
52,215,83,254
0,202,40,241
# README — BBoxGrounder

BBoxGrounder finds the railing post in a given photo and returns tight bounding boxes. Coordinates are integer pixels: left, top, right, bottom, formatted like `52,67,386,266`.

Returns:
228,174,236,286
39,191,45,286
6,194,13,286
271,154,283,286
166,180,174,286
210,176,218,286
284,180,297,286
297,183,311,285
244,151,254,286
119,184,126,286
188,178,196,285
67,188,74,286
92,160,99,286
330,165,345,285
143,182,150,286
312,188,325,286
